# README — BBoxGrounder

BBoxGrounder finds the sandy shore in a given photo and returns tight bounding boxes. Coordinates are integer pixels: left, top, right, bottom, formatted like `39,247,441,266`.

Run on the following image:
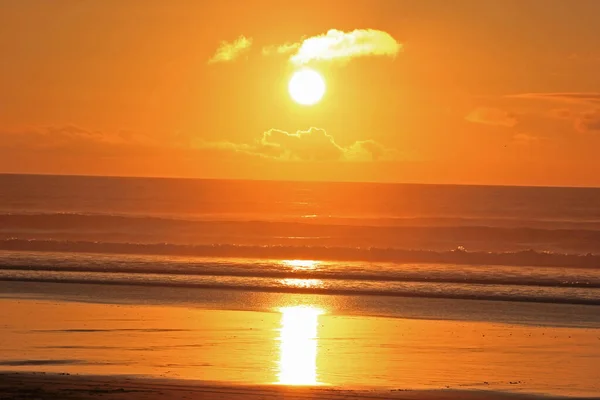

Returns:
2,372,597,400
2,298,600,398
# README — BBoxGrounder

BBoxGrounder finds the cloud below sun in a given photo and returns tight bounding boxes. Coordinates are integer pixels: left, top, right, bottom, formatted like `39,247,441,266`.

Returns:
1,126,398,163
197,127,399,162
202,29,402,163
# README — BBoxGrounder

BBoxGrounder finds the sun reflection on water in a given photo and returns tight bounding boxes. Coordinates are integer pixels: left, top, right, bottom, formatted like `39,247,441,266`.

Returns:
280,278,323,288
276,305,324,385
282,259,319,270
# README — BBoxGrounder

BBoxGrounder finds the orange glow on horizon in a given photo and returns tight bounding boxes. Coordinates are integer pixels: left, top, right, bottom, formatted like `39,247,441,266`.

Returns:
2,2,600,186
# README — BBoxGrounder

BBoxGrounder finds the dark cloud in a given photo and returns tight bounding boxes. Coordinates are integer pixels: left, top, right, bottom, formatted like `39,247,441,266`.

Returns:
540,108,600,133
549,108,573,119
465,107,517,127
575,109,600,133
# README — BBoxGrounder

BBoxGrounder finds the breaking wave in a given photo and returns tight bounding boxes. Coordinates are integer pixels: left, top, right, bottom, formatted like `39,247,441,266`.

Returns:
1,238,599,269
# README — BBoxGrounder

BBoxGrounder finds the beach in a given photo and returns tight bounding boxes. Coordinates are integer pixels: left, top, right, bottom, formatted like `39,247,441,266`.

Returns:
4,1,600,397
6,373,599,400
4,373,600,400
1,176,600,398
1,294,599,398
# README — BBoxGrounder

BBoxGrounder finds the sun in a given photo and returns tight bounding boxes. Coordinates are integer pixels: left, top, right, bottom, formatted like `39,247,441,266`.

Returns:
288,68,326,106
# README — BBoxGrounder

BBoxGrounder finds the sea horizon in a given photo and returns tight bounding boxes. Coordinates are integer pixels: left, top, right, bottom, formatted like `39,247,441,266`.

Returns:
3,172,600,190
2,2,600,398
2,174,599,332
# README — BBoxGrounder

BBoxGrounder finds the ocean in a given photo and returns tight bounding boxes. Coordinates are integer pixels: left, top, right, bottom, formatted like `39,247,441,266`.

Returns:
2,174,600,395
1,174,600,314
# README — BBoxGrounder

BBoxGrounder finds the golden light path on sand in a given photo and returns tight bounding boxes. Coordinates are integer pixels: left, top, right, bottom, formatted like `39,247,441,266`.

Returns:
275,260,325,384
1,299,599,396
276,305,324,385
276,260,324,384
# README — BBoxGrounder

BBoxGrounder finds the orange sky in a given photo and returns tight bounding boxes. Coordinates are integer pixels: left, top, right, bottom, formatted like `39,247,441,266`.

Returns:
2,0,600,186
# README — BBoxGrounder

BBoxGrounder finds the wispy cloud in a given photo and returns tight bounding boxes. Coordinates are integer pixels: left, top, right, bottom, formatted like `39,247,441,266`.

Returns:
507,92,600,104
197,127,399,162
261,42,300,56
0,125,154,150
2,125,400,163
208,35,253,64
512,133,543,145
264,29,401,65
540,107,600,133
466,107,517,127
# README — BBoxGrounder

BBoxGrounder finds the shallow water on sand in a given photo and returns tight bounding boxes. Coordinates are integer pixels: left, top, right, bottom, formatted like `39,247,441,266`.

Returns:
1,298,599,397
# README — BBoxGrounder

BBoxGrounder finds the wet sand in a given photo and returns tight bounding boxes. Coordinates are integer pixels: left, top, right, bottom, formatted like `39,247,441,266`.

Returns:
1,299,599,397
1,372,596,400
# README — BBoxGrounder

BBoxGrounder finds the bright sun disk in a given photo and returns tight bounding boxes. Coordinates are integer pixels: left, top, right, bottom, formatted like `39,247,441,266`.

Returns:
288,69,326,106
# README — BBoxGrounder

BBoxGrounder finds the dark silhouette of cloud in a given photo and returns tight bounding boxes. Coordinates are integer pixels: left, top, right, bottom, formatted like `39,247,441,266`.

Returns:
575,109,600,133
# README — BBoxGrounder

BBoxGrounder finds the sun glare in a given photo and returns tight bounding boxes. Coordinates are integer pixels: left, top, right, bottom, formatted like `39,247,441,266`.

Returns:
277,306,324,385
288,69,326,106
282,259,319,270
